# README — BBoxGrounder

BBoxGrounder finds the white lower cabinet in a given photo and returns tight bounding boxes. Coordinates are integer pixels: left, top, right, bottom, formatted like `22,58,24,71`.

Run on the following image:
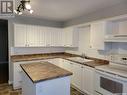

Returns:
13,58,94,95
71,62,82,90
61,60,94,95
82,66,94,95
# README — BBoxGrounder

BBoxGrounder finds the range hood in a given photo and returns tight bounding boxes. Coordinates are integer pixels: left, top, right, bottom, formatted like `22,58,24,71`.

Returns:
105,34,127,42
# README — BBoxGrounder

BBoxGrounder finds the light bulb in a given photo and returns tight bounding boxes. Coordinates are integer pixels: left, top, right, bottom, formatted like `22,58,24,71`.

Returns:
25,3,31,10
18,12,22,15
30,10,33,14
14,10,18,14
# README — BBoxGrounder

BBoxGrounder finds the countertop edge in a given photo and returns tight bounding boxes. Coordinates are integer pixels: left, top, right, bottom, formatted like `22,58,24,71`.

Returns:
20,63,73,83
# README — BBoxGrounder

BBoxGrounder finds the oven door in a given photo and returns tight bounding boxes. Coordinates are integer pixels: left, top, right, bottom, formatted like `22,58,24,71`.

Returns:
95,70,127,95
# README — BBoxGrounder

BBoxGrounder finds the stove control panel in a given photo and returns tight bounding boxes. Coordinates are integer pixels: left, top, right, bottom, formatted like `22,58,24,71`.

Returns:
109,54,127,65
121,57,127,64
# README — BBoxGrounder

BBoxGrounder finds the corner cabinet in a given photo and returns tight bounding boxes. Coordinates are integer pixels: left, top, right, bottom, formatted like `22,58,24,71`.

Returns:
90,21,110,50
14,24,79,47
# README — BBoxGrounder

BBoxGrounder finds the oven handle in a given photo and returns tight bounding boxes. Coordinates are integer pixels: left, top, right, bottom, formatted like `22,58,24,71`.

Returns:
96,70,127,82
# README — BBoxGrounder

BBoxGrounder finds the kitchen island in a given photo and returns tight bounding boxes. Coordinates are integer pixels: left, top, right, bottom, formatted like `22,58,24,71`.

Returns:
20,62,72,95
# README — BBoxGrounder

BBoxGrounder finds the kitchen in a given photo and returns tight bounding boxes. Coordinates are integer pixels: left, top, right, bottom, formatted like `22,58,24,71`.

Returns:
0,0,127,95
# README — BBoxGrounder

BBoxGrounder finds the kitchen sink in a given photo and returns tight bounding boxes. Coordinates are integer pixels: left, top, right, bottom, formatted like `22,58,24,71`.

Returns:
67,57,93,63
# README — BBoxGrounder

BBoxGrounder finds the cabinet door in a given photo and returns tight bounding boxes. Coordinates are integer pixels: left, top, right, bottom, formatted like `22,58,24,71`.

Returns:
55,28,63,46
63,27,79,47
71,62,82,90
45,27,52,46
49,28,62,47
39,27,47,46
90,21,107,50
61,30,66,47
58,30,63,46
60,60,74,84
64,28,73,47
26,25,40,47
82,66,94,95
14,24,27,47
51,28,57,46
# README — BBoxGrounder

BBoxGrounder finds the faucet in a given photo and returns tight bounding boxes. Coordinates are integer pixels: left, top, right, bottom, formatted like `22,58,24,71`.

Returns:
82,53,86,59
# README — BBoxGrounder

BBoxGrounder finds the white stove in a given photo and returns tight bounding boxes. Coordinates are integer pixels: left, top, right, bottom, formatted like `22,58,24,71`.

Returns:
95,63,127,79
95,54,127,95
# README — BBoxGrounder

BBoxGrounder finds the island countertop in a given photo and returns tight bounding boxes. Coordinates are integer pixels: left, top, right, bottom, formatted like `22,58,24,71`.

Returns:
20,62,73,83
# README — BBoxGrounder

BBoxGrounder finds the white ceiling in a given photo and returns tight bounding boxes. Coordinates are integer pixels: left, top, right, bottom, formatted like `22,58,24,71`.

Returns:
18,0,126,21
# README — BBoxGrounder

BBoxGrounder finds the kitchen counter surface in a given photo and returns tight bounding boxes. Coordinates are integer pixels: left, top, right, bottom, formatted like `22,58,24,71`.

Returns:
11,53,76,62
12,53,109,68
21,62,72,83
66,58,108,68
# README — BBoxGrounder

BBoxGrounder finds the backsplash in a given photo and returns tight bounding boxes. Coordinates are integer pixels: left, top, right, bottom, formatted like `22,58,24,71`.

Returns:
11,47,66,55
11,47,77,55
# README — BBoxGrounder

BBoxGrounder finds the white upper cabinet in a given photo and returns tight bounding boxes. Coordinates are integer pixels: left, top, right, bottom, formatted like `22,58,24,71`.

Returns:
50,27,63,47
39,26,46,46
14,24,27,47
45,27,52,46
14,24,79,47
63,27,79,47
90,21,109,50
26,25,40,47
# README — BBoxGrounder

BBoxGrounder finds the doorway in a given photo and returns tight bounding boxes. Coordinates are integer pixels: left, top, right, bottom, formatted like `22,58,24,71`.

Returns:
0,19,8,84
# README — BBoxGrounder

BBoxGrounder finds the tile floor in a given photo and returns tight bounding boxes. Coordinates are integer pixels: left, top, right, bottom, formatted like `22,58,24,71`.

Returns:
0,84,84,95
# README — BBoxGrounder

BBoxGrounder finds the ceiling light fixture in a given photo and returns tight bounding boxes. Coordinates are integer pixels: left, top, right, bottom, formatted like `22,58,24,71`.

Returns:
14,0,33,15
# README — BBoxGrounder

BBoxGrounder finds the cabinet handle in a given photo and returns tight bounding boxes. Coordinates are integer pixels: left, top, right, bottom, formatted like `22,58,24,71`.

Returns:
81,66,84,68
70,63,73,64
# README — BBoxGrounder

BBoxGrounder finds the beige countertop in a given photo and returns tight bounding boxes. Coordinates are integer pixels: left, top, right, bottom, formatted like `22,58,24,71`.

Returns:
21,62,73,83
